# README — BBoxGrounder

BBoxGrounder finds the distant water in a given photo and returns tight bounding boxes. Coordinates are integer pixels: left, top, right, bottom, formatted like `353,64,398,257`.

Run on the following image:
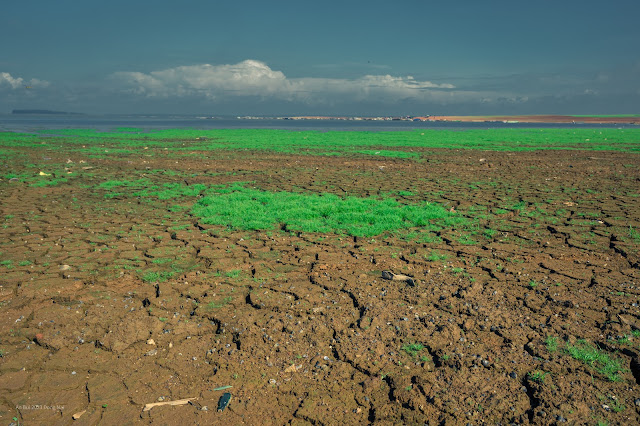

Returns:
0,114,636,133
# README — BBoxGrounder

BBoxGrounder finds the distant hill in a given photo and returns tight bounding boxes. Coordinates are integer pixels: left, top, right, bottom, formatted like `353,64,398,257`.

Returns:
12,109,84,115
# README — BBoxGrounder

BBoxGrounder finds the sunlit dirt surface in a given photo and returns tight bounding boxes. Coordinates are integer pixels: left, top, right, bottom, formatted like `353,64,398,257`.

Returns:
1,146,639,424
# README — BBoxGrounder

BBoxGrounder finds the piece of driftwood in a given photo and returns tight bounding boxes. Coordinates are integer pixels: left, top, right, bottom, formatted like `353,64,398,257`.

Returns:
72,410,86,420
381,270,415,286
143,397,197,412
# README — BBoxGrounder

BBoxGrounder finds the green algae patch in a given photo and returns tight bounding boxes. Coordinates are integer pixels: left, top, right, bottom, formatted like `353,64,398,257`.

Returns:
191,185,459,237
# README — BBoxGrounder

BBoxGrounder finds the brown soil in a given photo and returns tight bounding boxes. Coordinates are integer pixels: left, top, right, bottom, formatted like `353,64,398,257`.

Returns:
1,146,640,425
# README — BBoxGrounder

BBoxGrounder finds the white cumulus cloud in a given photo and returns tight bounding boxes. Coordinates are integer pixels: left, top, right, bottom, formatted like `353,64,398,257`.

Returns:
111,60,456,104
0,72,49,89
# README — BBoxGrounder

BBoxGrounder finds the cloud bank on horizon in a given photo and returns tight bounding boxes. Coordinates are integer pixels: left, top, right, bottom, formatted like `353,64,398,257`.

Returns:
1,59,638,115
111,59,463,104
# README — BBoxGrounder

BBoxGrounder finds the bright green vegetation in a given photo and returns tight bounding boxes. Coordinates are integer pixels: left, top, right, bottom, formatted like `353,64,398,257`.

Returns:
401,343,425,358
192,183,461,237
528,370,549,383
141,270,176,283
98,179,207,200
565,340,625,382
627,226,640,243
207,296,233,310
545,336,559,352
225,269,242,279
426,251,448,261
545,337,625,382
1,128,640,158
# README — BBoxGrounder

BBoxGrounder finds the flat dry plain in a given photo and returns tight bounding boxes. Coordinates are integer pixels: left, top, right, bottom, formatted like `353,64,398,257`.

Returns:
1,129,640,425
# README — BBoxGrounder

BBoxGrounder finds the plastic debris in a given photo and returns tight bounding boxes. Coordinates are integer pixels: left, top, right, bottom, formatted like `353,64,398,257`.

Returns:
217,392,231,412
213,385,233,391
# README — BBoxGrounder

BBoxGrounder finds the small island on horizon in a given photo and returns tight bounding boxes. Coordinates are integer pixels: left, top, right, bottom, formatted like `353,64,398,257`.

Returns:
12,109,85,115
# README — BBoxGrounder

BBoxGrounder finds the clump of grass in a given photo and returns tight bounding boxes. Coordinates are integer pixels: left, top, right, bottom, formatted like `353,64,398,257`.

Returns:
545,336,559,352
31,177,68,187
426,250,448,261
141,270,175,283
401,343,425,358
528,370,549,383
483,228,497,238
225,270,242,279
207,297,233,310
565,339,625,382
192,184,460,237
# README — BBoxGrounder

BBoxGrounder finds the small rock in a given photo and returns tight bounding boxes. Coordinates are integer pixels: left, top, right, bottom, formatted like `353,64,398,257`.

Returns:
201,406,208,411
481,359,490,368
147,339,155,345
509,372,517,379
60,264,71,271
635,398,640,407
146,349,158,356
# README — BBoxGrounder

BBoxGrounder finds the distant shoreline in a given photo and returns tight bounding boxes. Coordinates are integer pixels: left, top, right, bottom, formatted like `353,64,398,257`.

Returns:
420,114,640,124
237,114,640,124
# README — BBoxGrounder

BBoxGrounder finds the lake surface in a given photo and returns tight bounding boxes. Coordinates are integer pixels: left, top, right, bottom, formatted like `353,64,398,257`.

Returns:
0,114,636,133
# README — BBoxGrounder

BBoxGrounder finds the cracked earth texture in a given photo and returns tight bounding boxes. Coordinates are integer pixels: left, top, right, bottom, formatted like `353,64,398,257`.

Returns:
1,141,640,425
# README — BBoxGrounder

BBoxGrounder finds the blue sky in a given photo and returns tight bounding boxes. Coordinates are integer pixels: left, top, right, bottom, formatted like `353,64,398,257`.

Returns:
1,0,639,115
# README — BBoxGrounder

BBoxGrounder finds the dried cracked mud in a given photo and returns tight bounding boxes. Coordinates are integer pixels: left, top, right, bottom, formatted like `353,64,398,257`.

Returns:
1,144,640,425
